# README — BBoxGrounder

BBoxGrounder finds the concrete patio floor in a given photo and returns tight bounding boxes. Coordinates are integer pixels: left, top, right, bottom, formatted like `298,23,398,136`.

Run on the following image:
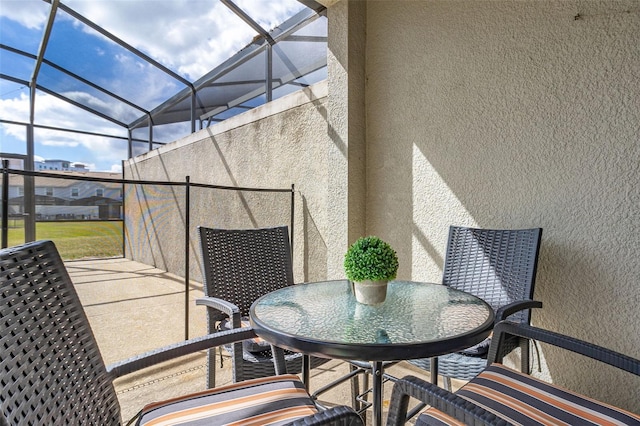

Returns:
67,257,463,424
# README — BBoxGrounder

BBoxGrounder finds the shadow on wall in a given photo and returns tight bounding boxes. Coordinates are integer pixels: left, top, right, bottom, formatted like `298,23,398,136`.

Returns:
411,221,444,273
532,237,640,412
301,194,327,283
124,170,293,286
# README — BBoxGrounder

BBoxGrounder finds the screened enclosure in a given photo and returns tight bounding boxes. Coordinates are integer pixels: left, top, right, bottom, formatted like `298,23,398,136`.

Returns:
1,0,326,246
1,0,327,158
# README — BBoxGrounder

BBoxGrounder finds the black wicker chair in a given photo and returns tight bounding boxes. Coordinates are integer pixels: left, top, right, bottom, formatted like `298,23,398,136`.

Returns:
408,226,543,389
196,225,329,388
386,321,640,425
0,240,362,426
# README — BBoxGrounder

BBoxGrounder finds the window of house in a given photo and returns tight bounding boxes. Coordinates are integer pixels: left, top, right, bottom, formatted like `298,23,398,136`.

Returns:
96,189,104,197
71,187,79,197
18,187,24,196
45,187,53,196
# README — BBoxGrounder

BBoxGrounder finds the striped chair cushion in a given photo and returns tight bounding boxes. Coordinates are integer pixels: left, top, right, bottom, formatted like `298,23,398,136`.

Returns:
137,374,318,426
418,363,640,426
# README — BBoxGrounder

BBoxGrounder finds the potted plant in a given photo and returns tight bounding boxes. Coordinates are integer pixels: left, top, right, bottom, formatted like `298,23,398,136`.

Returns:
344,236,399,305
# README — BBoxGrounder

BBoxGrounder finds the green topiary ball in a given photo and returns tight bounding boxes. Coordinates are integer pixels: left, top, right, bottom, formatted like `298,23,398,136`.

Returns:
344,236,399,282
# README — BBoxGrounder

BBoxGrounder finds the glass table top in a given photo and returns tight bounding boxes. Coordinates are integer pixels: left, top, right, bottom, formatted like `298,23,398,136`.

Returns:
250,280,494,361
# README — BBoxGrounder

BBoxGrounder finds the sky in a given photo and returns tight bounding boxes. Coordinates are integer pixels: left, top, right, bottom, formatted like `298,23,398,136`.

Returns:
0,0,306,172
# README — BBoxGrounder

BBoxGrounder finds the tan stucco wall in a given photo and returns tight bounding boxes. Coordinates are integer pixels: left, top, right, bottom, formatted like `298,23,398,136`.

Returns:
363,0,639,412
326,0,368,279
124,83,331,285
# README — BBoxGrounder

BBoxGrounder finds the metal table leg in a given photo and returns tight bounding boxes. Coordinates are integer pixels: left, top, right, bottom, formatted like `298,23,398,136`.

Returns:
372,361,383,426
430,356,438,385
302,354,310,390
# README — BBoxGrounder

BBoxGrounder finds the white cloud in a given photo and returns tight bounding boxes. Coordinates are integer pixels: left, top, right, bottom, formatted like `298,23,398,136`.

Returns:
235,0,304,30
0,92,130,170
0,0,50,29
0,93,30,124
62,0,304,81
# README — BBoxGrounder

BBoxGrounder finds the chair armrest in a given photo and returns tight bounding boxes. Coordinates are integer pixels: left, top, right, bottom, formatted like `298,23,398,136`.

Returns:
196,297,288,375
287,405,364,426
385,375,510,426
106,327,257,378
488,321,640,375
196,296,241,327
495,300,542,321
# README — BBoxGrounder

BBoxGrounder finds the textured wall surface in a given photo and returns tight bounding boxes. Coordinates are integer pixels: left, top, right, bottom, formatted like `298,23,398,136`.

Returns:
365,0,639,412
326,0,368,279
124,83,331,284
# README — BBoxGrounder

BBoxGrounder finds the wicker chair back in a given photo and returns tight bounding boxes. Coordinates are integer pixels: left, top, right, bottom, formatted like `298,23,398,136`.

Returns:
442,226,542,324
0,240,120,425
198,226,294,319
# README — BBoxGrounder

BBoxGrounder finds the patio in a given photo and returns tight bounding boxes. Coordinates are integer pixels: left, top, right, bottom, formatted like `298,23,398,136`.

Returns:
2,0,638,418
67,256,450,423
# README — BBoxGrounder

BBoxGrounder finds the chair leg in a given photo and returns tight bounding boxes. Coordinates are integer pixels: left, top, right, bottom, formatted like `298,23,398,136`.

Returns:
443,376,452,391
429,356,439,386
206,348,216,388
350,365,361,411
520,338,530,373
360,369,370,421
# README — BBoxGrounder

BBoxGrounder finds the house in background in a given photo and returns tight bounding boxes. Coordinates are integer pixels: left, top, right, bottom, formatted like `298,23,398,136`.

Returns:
35,159,89,172
6,165,122,220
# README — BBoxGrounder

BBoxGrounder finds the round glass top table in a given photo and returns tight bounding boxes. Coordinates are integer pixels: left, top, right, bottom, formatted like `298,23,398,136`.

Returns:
250,280,494,426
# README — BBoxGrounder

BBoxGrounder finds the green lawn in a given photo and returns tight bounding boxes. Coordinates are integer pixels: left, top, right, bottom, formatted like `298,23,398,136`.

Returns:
5,221,123,260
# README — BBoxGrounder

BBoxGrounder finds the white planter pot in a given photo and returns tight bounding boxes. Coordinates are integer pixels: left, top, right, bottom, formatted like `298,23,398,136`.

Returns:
352,279,388,305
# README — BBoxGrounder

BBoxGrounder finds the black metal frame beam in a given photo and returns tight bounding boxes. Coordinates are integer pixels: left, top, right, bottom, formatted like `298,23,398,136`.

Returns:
0,119,165,145
221,0,275,45
1,45,149,117
129,7,325,130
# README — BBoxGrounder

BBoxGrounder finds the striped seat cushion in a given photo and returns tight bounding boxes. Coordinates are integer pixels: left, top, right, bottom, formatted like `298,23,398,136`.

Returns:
137,374,318,426
418,363,640,426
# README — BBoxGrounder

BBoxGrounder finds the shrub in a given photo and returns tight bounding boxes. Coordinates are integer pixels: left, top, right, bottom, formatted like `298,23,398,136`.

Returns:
344,236,399,282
